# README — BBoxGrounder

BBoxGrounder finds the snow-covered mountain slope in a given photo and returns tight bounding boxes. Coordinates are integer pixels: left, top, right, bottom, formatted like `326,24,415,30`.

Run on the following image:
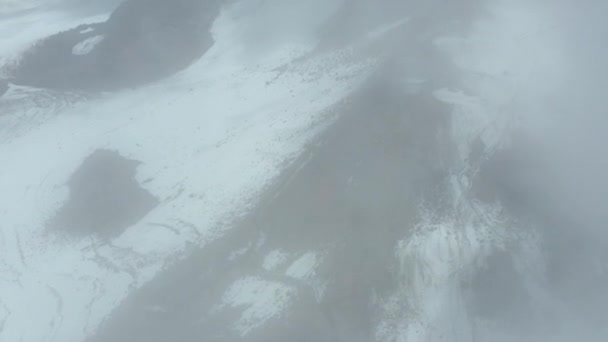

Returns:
1,1,607,341
0,3,375,341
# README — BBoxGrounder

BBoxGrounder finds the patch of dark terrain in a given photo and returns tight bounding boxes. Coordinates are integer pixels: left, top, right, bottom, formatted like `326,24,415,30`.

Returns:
88,44,456,341
0,78,8,98
49,149,158,239
472,132,549,216
463,249,537,334
5,22,106,89
6,0,220,91
471,128,608,333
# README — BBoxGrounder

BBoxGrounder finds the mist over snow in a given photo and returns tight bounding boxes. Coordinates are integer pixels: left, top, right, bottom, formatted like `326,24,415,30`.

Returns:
1,1,607,341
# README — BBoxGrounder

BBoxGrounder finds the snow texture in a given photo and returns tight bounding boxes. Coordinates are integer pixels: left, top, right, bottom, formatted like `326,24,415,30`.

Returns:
377,1,568,341
221,276,296,336
71,35,104,55
0,4,374,341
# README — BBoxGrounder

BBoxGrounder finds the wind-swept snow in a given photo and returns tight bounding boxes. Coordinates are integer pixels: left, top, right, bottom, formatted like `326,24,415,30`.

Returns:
0,4,374,341
221,276,297,336
71,35,104,55
286,252,321,280
377,1,585,341
3,1,604,341
262,249,289,271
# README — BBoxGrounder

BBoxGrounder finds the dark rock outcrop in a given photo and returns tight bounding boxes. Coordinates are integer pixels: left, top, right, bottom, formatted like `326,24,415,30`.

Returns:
7,0,220,90
49,150,158,238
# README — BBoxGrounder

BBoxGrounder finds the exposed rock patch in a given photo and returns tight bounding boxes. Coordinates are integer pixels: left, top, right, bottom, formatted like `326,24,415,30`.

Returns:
6,0,220,90
50,149,158,238
464,250,535,332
